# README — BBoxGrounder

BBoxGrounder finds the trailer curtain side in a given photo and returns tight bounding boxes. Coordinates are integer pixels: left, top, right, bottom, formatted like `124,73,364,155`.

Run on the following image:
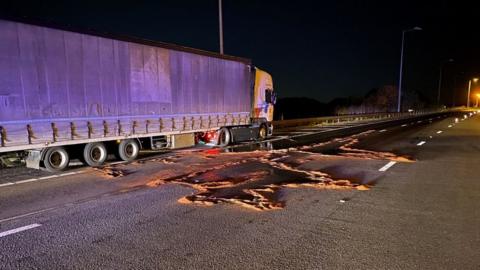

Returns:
0,20,252,149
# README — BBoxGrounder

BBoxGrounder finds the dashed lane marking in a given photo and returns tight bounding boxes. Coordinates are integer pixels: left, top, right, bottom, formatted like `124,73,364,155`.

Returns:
417,141,426,146
437,130,443,134
379,161,397,172
0,182,15,187
0,170,88,189
379,129,387,132
401,124,408,127
0,223,42,238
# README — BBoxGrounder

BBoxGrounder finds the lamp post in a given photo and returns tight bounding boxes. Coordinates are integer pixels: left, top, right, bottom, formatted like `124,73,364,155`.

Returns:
397,27,422,112
437,58,454,105
467,78,478,108
218,0,224,54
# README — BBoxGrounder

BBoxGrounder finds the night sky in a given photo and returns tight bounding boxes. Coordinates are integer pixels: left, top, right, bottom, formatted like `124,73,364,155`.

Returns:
2,0,479,104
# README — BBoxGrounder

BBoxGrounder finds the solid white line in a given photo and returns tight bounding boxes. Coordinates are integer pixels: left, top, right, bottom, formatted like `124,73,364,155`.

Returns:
417,141,426,146
59,172,77,176
0,223,42,238
38,175,59,180
109,161,126,165
436,130,443,134
0,208,56,223
15,178,39,184
379,161,397,172
0,182,15,187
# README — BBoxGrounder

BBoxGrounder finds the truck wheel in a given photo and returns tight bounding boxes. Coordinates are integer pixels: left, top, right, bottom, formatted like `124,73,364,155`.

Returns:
82,142,107,167
217,127,231,147
116,139,139,162
258,124,268,140
43,147,69,172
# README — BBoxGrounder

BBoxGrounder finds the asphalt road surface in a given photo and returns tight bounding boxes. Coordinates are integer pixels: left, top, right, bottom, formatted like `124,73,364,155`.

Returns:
0,112,479,269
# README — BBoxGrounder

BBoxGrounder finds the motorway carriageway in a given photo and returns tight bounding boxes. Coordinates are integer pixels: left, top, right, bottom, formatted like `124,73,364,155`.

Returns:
0,111,479,269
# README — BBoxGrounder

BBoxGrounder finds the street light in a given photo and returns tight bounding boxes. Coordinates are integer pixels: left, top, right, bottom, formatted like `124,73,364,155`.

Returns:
218,0,224,54
397,26,422,112
437,58,454,105
467,78,479,108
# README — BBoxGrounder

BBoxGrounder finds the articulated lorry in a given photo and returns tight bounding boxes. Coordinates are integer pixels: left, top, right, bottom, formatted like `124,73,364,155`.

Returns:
0,19,276,171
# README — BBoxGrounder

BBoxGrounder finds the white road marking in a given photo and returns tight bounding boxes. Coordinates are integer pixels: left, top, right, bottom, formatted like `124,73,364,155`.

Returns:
109,161,126,165
59,172,77,177
0,169,90,189
0,182,15,187
448,125,452,128
271,156,288,162
379,129,387,132
0,223,41,238
379,161,397,172
417,141,426,146
436,130,443,134
69,161,83,166
15,178,39,184
401,124,408,127
0,208,56,223
417,121,422,123
38,175,59,180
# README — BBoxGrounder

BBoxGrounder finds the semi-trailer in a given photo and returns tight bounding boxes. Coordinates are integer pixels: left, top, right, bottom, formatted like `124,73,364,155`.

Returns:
0,19,276,171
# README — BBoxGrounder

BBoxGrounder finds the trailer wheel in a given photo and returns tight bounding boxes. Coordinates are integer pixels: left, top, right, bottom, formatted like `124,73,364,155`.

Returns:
258,124,268,140
116,139,139,162
217,127,231,147
82,142,107,167
43,147,69,172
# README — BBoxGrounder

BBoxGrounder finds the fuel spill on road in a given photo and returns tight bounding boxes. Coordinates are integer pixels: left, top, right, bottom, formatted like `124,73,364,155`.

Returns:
97,130,413,211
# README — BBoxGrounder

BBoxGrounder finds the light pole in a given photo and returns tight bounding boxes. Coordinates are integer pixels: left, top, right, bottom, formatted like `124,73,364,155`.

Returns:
466,78,478,108
397,27,422,112
218,0,224,54
437,58,454,105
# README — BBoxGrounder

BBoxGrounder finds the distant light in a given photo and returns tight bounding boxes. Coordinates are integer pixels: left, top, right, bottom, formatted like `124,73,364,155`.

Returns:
474,78,479,83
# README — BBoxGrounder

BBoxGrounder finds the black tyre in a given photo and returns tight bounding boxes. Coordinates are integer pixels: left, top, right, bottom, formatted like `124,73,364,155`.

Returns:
116,139,140,162
43,147,69,172
82,142,107,167
217,127,231,147
258,124,268,140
